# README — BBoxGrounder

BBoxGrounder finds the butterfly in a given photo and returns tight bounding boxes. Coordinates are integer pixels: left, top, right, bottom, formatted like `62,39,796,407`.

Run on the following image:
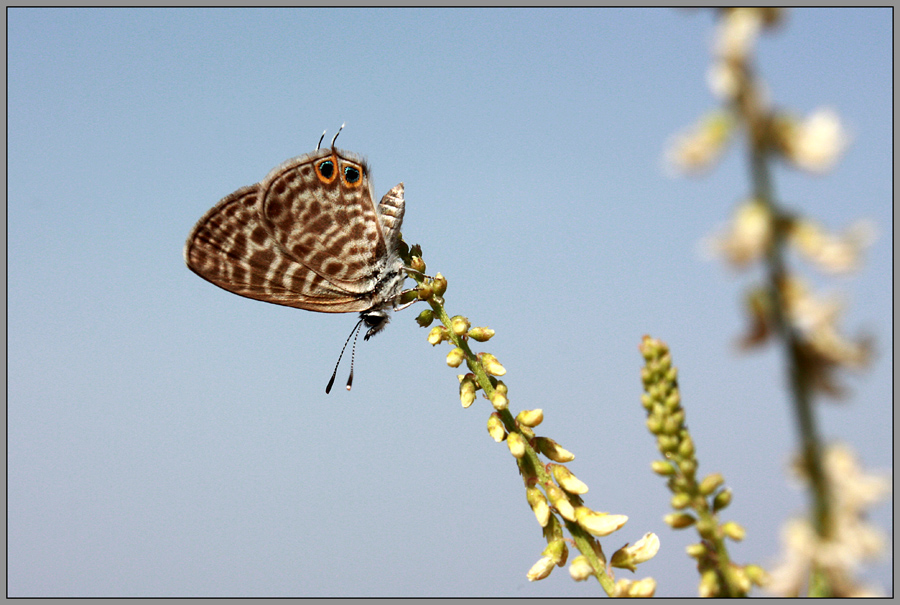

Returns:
184,127,410,392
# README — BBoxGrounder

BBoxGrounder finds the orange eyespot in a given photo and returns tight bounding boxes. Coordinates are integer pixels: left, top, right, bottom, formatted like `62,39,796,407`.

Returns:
340,162,365,188
315,156,339,184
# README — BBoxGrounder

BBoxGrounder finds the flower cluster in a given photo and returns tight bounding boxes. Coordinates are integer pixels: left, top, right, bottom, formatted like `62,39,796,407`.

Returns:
766,444,890,597
403,243,657,594
666,8,885,597
640,336,766,597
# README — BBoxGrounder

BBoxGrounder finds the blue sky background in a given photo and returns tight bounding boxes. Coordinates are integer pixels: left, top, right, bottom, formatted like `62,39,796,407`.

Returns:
7,8,892,597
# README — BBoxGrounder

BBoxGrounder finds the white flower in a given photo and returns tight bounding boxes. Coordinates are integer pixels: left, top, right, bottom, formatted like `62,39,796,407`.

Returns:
666,112,735,175
779,108,849,173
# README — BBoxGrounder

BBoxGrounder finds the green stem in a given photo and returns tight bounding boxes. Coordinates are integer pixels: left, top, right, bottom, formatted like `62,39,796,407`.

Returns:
749,144,832,541
412,269,617,593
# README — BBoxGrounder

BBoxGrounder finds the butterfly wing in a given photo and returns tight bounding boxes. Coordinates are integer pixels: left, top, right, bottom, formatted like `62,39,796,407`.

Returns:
258,148,398,295
184,184,373,312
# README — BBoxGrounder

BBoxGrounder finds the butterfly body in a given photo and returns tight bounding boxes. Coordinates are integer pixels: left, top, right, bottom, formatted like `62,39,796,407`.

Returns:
185,146,407,339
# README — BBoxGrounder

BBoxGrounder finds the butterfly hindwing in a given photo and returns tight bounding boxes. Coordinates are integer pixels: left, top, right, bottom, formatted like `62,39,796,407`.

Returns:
184,184,371,312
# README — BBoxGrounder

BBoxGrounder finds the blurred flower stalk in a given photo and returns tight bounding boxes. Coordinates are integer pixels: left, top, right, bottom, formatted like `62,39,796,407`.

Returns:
666,8,887,596
398,241,659,596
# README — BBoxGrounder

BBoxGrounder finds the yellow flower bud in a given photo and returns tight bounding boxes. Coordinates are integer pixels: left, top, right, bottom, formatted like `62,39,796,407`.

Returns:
610,532,660,571
480,353,506,376
490,390,508,411
553,465,589,494
427,326,445,345
574,506,627,537
722,521,746,541
744,564,769,587
626,577,657,598
525,556,554,582
534,437,575,463
487,413,506,443
450,315,470,337
459,375,476,408
516,408,543,428
446,347,465,368
546,485,576,522
699,569,719,598
651,460,676,476
432,272,447,296
569,555,594,581
670,492,692,509
507,431,526,458
685,542,707,559
526,487,551,527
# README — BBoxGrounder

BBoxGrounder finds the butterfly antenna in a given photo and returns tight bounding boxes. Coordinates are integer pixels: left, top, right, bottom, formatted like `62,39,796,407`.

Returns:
331,122,345,148
316,129,327,151
326,318,363,394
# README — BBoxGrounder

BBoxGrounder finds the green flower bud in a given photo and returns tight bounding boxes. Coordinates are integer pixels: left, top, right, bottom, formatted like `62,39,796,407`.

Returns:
678,458,697,478
416,282,433,300
542,538,568,566
651,460,676,476
699,472,725,496
409,255,426,273
685,542,707,559
713,488,733,512
664,512,696,529
468,326,495,342
670,492,691,509
415,309,434,327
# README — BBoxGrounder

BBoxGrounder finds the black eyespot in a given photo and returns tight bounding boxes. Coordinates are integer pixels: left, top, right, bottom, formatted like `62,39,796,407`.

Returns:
318,160,335,179
343,165,361,184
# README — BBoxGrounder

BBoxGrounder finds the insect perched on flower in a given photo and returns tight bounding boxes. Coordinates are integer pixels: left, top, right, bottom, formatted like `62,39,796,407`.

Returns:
184,126,411,392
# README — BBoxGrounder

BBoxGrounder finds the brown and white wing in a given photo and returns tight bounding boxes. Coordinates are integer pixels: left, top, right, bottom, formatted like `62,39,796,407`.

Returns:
258,148,389,294
184,184,371,313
